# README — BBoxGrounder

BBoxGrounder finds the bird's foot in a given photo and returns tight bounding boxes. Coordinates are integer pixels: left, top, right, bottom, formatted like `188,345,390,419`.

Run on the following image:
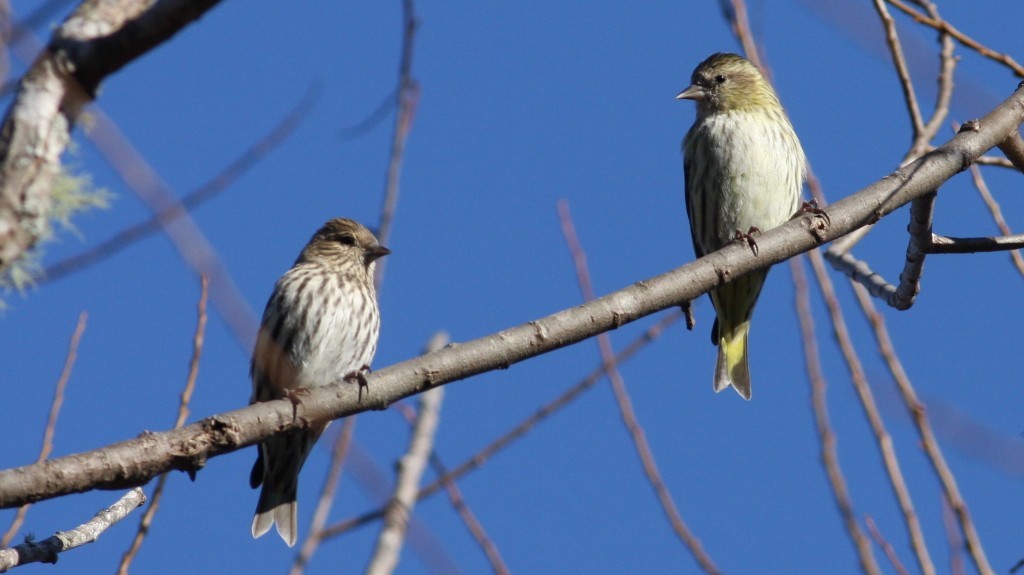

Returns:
344,365,372,401
794,199,831,241
734,227,761,256
284,388,312,423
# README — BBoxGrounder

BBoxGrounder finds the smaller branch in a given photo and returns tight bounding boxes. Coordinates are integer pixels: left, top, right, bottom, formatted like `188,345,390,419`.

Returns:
718,0,763,72
874,0,926,140
849,282,993,575
926,233,1024,254
117,275,208,574
318,311,680,542
0,311,87,548
909,0,956,161
866,515,911,575
790,257,880,575
940,494,967,575
968,164,1024,278
428,452,508,575
886,0,1024,77
365,335,447,575
892,191,936,310
373,0,420,289
810,250,936,575
558,201,720,575
41,86,319,284
823,249,899,305
974,154,1016,169
0,488,146,572
996,130,1024,171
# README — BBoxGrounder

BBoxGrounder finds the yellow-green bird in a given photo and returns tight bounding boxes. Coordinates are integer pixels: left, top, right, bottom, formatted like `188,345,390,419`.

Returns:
677,53,806,400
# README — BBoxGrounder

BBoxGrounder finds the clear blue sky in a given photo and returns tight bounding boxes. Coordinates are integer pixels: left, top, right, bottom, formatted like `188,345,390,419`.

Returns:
3,1,1024,573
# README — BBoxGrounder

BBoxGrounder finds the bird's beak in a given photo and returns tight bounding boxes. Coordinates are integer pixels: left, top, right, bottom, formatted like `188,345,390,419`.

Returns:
675,84,705,101
365,245,391,262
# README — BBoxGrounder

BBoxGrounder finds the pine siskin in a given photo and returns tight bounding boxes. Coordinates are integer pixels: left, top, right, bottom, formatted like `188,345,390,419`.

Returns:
677,53,806,400
249,217,390,546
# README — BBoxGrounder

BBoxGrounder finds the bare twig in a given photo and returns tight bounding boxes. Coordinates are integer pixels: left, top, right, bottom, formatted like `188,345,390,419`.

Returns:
885,0,1024,77
116,275,208,575
848,281,992,575
926,233,1024,254
866,515,911,575
0,488,146,572
41,86,319,284
809,249,935,575
319,311,679,542
0,311,87,548
996,130,1024,171
558,200,719,574
790,257,880,575
908,0,956,160
373,0,420,288
365,337,447,575
892,191,935,310
940,495,967,575
718,0,763,72
967,164,1024,277
873,0,926,140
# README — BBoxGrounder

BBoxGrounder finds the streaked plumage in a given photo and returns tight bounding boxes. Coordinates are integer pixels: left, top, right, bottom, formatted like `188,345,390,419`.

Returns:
678,53,805,399
249,218,389,546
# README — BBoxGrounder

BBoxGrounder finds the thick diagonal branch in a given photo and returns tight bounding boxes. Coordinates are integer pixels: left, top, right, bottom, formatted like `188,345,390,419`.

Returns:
0,85,1022,508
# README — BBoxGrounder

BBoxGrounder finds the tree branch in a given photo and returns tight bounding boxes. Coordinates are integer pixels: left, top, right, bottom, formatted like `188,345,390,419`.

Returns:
0,84,1021,508
0,0,222,277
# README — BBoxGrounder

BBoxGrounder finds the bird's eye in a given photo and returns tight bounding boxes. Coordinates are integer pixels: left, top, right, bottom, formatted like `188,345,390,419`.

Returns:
337,234,356,246
714,74,727,84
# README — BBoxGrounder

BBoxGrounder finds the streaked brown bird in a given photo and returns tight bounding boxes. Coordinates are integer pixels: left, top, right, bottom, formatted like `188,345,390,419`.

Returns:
678,53,806,400
249,217,389,546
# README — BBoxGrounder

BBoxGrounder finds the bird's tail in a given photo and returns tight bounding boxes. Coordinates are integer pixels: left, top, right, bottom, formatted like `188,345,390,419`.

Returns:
714,320,751,400
709,271,765,400
252,481,298,547
250,427,322,547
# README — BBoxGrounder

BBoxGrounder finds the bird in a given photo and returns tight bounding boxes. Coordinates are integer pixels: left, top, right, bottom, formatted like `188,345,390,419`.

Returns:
677,52,806,400
249,217,390,546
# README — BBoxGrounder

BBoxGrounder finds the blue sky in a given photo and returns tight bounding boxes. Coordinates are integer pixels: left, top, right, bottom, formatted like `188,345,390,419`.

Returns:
3,1,1024,573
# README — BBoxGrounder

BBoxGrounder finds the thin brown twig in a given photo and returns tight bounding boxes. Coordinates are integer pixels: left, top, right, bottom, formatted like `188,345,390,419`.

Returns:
318,311,680,542
968,163,1024,278
41,86,320,284
430,454,509,575
873,0,926,140
905,0,956,161
0,311,87,548
373,0,419,289
808,249,936,575
789,257,880,575
886,0,1024,77
848,281,992,575
866,515,911,575
557,200,719,575
719,0,763,72
940,494,967,575
116,274,208,574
